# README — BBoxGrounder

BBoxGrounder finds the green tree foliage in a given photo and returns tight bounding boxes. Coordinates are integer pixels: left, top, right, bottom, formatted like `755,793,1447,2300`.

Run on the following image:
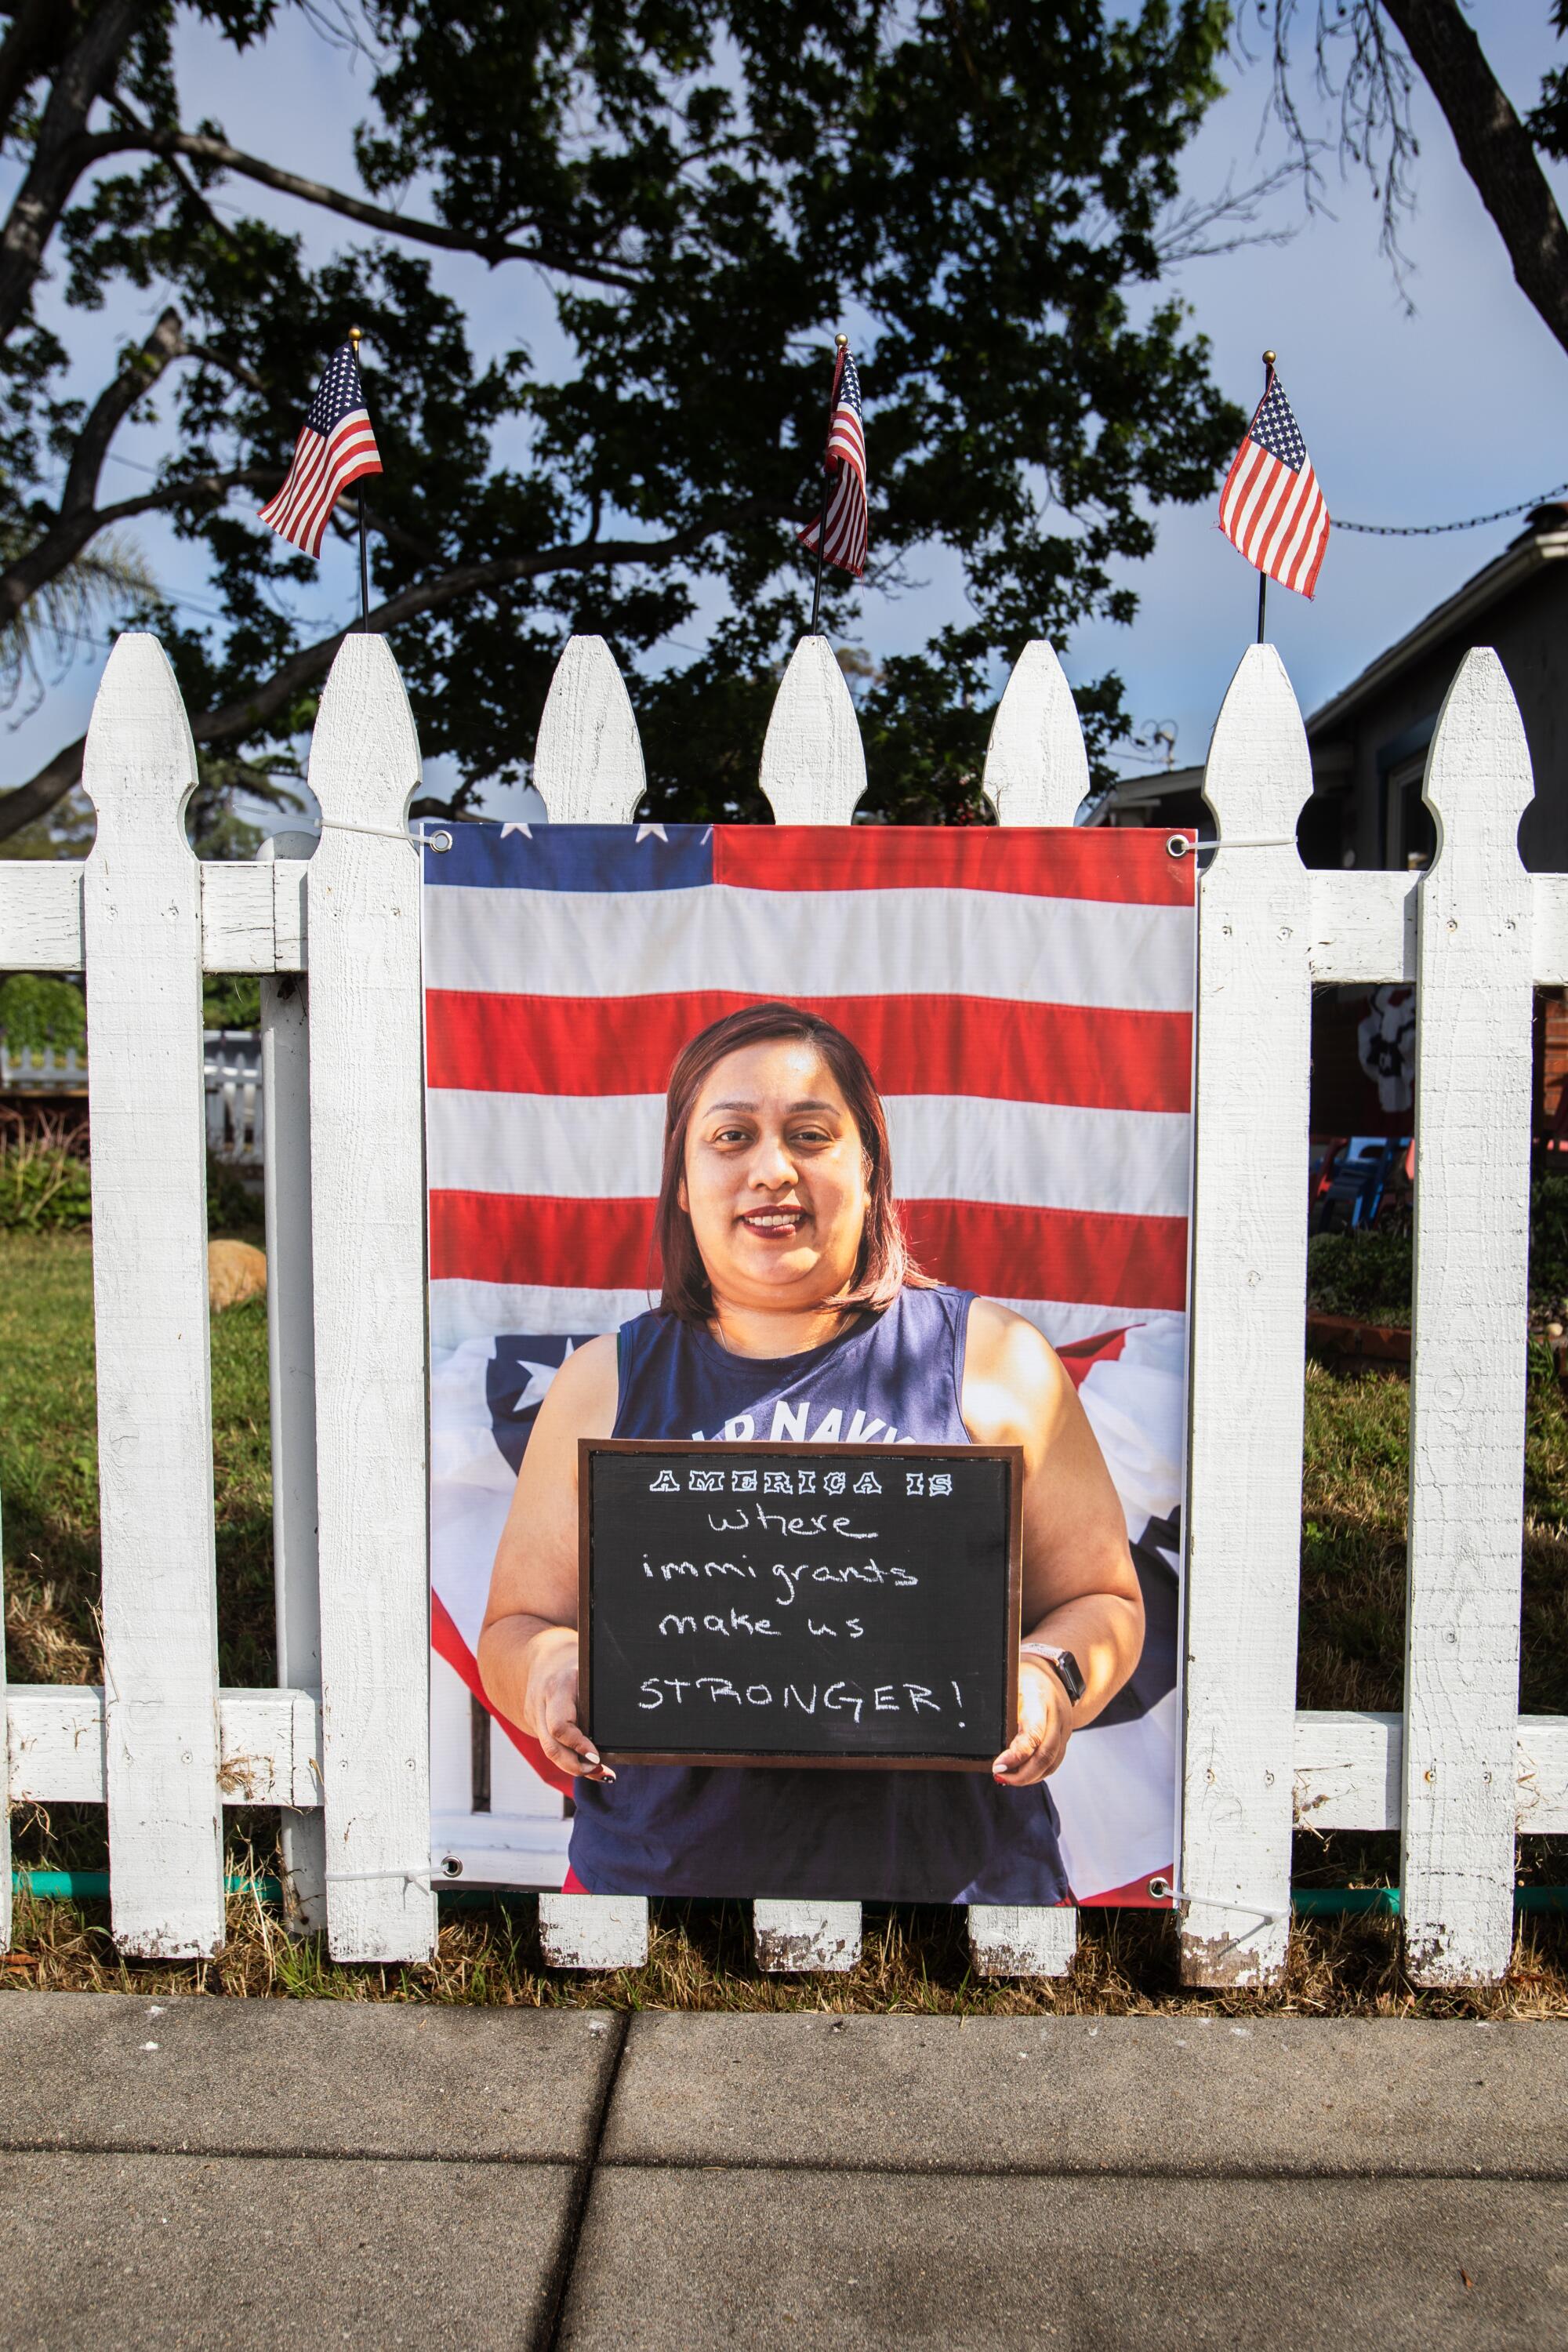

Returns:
0,0,1243,835
0,972,86,1053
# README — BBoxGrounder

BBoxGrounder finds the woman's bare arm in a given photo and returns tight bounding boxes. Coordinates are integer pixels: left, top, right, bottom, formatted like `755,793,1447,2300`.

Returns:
477,1334,619,1780
961,1297,1144,1786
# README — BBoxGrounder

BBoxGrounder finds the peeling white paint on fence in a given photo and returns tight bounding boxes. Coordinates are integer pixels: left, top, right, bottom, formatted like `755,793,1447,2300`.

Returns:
81,634,225,1958
2,619,1563,1987
1180,646,1312,1991
304,638,434,1964
534,633,647,824
1402,652,1535,1986
967,641,1087,1984
758,634,866,823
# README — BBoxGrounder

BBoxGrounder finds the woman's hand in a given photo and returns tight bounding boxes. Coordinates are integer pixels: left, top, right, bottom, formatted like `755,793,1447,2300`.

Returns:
991,1655,1073,1788
522,1624,616,1783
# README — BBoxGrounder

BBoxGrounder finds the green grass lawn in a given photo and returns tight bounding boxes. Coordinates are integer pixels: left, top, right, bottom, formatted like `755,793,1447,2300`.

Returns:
1,1230,275,1695
4,1223,1566,2009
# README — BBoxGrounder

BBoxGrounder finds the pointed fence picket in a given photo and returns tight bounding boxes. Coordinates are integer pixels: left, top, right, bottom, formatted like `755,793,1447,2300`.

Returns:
82,636,226,1958
1402,652,1535,1984
532,636,652,1973
965,641,1090,1983
3,619,1564,1989
305,637,434,1964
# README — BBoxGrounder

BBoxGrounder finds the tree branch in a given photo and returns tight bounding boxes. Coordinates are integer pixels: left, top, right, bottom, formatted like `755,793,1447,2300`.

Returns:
0,306,185,623
1380,0,1568,358
0,507,769,841
0,0,147,343
120,127,648,292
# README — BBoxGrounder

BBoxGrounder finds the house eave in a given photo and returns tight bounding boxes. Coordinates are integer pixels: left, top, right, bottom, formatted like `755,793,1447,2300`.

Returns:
1306,528,1568,741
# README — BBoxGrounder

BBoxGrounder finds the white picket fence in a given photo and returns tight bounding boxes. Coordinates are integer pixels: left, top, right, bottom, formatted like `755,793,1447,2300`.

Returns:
2,626,1566,1987
2,1029,264,1170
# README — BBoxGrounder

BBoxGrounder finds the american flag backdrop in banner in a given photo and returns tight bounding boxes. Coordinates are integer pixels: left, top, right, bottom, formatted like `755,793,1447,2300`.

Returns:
425,823,1195,1904
258,340,382,558
797,345,868,577
1218,367,1330,599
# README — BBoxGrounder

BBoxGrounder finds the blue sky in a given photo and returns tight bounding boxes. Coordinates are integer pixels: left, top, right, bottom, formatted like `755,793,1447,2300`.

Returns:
6,3,1568,819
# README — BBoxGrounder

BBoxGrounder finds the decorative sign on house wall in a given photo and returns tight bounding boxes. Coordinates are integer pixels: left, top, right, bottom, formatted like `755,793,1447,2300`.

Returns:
423,820,1196,1908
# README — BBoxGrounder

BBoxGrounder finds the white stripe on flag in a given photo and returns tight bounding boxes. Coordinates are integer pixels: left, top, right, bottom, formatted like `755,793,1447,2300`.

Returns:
428,1276,1162,1357
423,883,1196,1014
426,1087,1191,1220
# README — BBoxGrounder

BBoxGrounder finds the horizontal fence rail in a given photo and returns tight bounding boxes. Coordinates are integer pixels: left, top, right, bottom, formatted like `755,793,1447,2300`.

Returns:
2,625,1563,1985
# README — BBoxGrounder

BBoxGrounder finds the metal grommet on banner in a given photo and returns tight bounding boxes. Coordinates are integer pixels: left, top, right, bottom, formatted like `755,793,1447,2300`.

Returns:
430,829,453,854
1165,833,1189,859
1147,1875,1172,1900
438,1854,464,1878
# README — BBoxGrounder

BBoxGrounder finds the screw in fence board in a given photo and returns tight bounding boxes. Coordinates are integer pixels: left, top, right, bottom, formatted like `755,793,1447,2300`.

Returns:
79,633,226,1956
530,634,653,1971
533,633,646,822
258,832,326,1933
747,637,870,1973
305,638,435,1964
1402,650,1534,1987
758,635,867,823
967,641,1089,1980
1180,645,1312,1990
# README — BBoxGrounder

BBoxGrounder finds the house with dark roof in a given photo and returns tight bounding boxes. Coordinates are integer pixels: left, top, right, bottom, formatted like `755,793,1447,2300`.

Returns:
1091,504,1568,874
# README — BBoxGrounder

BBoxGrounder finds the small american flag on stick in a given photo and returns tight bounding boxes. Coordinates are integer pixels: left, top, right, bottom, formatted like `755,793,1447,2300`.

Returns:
259,339,382,558
798,340,868,578
1218,361,1329,599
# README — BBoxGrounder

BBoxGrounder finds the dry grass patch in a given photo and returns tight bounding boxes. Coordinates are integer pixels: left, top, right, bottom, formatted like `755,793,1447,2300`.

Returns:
8,1883,1566,2019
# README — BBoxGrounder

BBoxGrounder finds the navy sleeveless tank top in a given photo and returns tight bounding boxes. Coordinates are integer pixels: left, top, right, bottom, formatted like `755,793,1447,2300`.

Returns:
568,1284,1069,1904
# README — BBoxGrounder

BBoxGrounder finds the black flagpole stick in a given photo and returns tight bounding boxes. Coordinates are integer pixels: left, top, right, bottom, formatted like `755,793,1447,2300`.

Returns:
350,325,370,631
1256,348,1276,645
809,333,848,637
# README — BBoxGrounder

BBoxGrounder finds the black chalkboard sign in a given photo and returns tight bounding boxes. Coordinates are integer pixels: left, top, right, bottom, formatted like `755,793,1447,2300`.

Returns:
579,1440,1022,1769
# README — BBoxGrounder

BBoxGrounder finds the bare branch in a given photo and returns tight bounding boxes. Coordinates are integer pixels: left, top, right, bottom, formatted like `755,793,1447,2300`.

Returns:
1152,159,1308,266
0,505,772,841
1381,0,1568,361
111,125,649,292
0,307,185,624
0,0,147,342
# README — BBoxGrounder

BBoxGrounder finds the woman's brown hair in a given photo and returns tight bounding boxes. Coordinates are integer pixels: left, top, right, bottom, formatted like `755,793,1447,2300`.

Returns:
653,1002,933,1324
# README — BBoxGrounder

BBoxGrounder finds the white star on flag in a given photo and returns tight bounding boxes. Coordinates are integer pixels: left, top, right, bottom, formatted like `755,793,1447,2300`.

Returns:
512,1338,574,1412
634,823,668,844
501,822,534,840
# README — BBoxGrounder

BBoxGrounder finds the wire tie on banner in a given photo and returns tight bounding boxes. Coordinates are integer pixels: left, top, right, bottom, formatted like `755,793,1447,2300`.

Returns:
1165,833,1297,858
315,817,419,846
323,1865,445,1888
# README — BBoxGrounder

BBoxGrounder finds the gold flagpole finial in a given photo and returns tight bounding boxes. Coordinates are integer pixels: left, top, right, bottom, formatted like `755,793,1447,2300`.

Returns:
1262,349,1276,368
350,325,362,356
836,332,849,350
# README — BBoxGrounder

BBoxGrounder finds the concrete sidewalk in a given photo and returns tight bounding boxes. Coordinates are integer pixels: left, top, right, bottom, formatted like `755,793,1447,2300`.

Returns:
0,1994,1563,2350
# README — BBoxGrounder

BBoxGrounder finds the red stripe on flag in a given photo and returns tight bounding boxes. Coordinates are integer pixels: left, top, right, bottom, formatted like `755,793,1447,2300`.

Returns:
898,1199,1188,1310
1054,1325,1131,1387
425,989,1192,1113
429,1189,1188,1311
712,827,1195,905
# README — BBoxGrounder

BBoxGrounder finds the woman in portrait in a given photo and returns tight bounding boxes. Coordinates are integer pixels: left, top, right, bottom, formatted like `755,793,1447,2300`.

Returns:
477,1001,1143,1901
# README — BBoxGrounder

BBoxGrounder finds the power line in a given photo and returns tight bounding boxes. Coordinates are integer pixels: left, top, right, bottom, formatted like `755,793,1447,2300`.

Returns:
1333,482,1568,537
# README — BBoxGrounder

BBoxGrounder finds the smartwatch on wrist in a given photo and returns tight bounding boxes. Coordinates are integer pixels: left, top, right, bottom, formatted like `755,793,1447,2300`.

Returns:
1020,1643,1086,1706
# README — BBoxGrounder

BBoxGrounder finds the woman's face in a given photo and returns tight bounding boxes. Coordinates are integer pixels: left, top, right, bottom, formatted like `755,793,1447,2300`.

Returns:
679,1037,870,1315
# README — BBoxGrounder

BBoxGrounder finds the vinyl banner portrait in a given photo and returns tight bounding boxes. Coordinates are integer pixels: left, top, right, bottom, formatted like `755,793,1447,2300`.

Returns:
425,824,1194,1907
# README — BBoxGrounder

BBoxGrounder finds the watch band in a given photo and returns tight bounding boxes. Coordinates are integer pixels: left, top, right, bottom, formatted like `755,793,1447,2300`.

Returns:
1020,1643,1086,1705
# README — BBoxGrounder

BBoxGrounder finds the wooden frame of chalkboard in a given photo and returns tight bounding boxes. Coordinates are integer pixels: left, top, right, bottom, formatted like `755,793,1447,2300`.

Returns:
578,1439,1023,1770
